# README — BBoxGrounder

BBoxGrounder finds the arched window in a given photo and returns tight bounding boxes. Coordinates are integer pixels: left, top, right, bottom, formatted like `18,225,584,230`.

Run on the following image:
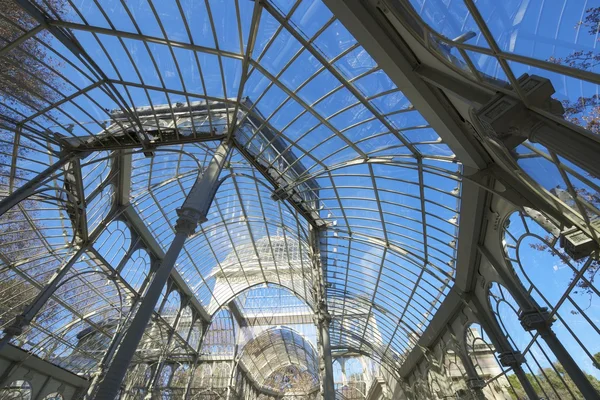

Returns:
187,319,203,352
345,358,364,383
189,363,205,393
1,380,32,400
199,363,212,388
176,305,193,342
171,363,191,389
161,290,181,327
0,192,75,330
333,357,366,399
503,210,600,377
201,309,235,356
465,323,517,399
443,348,470,398
155,284,167,313
120,249,150,292
81,151,111,199
123,363,151,398
95,220,131,268
42,393,63,400
213,363,230,388
86,184,114,234
427,368,448,399
333,358,343,384
489,281,595,399
157,364,174,388
27,268,124,376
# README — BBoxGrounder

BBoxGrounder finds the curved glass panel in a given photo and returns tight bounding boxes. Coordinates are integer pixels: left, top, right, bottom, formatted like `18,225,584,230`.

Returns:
0,192,76,331
120,249,151,292
2,0,599,396
241,327,319,393
95,220,131,268
81,151,111,199
0,0,464,380
160,289,181,327
334,357,368,399
201,308,236,357
86,184,114,234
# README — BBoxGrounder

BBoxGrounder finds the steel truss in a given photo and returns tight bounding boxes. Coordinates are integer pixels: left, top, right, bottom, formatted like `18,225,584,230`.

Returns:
1,0,600,399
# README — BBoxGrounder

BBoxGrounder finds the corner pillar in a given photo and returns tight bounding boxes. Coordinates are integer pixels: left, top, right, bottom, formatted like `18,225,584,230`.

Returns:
319,310,335,400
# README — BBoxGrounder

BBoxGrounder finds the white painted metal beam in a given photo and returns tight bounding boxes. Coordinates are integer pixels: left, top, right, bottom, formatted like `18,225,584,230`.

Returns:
321,0,490,170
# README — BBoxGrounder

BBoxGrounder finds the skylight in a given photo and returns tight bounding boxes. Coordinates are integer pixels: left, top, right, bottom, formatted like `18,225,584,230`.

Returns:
3,0,598,399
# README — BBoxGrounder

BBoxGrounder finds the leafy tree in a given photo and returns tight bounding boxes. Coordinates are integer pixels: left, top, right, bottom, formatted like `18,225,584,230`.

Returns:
507,374,528,399
506,362,600,400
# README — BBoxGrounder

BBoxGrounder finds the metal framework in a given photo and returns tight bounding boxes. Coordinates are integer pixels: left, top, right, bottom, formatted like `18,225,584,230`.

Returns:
0,0,599,399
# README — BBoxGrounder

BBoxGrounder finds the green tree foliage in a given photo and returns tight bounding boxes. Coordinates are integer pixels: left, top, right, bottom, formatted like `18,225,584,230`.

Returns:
506,363,600,400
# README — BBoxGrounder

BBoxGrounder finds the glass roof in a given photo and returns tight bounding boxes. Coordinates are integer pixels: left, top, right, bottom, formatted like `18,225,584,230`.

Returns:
2,0,598,394
239,327,319,392
0,0,461,370
390,0,600,235
0,0,460,381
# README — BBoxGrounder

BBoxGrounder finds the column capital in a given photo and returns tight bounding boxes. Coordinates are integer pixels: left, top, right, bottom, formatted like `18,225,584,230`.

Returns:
174,207,207,236
467,377,486,390
318,311,331,325
475,74,563,149
519,307,554,332
499,351,524,367
3,314,27,336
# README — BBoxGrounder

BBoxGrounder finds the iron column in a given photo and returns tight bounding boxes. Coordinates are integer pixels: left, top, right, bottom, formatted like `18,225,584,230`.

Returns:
93,141,231,399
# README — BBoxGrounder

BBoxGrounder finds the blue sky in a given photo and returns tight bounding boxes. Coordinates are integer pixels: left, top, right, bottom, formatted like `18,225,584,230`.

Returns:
410,0,600,381
4,0,600,389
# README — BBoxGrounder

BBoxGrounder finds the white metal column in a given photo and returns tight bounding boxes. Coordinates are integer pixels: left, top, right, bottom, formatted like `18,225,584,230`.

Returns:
92,141,231,399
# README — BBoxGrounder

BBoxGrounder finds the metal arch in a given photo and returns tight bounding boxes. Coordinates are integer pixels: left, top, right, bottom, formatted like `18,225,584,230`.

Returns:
0,168,122,351
236,326,320,384
183,167,316,313
117,146,215,324
213,284,316,321
494,210,600,399
2,0,600,398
